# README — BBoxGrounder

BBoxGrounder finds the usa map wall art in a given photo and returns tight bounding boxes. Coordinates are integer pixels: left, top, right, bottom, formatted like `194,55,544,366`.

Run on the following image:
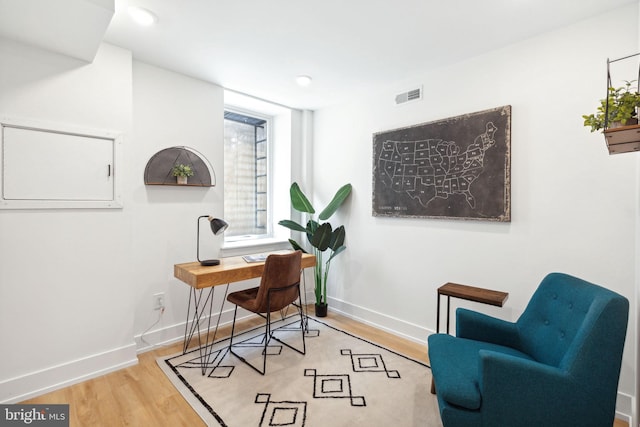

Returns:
372,105,511,221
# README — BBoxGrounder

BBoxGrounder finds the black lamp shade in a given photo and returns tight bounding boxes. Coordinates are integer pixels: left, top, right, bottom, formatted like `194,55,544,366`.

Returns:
210,217,228,235
197,216,228,266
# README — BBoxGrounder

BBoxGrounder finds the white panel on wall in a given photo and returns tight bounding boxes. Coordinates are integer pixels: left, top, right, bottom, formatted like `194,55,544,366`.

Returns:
0,117,122,209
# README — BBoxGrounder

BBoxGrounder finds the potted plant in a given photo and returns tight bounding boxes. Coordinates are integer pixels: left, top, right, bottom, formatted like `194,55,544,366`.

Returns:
172,164,194,184
582,80,640,132
279,182,352,317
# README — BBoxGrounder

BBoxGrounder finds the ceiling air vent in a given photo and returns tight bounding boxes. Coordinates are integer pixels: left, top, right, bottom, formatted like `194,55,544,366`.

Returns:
395,86,423,105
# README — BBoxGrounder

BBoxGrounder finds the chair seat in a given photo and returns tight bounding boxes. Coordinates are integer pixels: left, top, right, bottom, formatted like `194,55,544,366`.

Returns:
227,287,261,312
428,334,534,410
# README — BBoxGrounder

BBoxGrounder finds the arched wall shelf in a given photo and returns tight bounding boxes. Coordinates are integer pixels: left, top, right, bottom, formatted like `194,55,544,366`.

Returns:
144,146,215,187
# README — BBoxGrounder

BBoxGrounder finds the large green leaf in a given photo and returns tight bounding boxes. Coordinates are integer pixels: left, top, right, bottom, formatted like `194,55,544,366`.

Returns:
288,239,308,253
306,219,319,233
327,245,346,263
310,222,332,251
329,225,346,250
318,183,352,220
278,219,307,233
290,182,315,214
305,219,319,244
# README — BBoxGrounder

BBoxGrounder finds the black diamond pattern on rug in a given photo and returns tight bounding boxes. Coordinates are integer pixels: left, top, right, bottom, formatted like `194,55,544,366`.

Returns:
304,368,366,406
341,348,401,378
255,393,307,427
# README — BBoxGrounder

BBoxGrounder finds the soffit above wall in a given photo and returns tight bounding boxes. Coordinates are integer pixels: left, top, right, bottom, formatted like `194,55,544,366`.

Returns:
0,0,114,62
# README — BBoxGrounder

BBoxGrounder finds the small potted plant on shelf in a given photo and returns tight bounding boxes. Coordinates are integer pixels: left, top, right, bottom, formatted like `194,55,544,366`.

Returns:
172,164,194,185
279,182,352,317
582,80,640,132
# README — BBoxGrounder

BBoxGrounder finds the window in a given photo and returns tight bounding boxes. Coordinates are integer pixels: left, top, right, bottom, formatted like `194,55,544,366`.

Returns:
223,109,270,239
221,90,296,255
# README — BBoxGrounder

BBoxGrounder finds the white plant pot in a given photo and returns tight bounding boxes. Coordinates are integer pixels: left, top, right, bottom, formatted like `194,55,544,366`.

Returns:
177,176,188,185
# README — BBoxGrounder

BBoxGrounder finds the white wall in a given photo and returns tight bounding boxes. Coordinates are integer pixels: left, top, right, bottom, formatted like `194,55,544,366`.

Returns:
313,4,638,422
0,40,135,402
130,61,225,349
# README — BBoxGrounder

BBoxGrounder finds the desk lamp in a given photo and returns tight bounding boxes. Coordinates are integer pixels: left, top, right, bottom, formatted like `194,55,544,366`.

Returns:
197,216,228,266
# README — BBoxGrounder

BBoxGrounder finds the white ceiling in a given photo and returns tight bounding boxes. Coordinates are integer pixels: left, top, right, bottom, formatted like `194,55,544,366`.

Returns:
2,0,637,110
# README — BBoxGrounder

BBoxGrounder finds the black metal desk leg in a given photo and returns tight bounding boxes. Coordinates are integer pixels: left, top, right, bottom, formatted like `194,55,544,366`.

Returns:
446,296,451,334
181,287,218,375
204,284,230,376
183,287,214,354
436,293,441,333
300,269,319,338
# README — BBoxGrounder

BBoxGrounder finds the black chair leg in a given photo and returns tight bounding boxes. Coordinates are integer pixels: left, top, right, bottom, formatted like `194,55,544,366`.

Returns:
228,305,238,352
228,283,306,376
294,292,306,355
271,291,306,356
228,306,269,375
262,310,270,374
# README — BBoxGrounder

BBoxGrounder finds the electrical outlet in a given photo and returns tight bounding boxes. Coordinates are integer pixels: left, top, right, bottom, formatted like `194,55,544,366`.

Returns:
153,292,165,311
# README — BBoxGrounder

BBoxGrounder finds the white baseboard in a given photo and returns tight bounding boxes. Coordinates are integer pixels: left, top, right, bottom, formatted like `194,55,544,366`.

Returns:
615,391,634,426
134,305,254,353
0,343,138,403
326,296,431,346
136,321,189,353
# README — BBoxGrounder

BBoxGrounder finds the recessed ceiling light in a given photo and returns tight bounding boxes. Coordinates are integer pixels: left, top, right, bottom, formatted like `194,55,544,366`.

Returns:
128,6,158,26
296,75,313,87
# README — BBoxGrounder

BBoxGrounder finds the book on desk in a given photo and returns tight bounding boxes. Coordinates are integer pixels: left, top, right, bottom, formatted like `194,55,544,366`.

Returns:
241,250,302,263
242,254,268,263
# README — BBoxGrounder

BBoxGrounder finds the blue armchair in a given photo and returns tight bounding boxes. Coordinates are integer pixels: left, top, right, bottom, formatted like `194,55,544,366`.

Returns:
428,273,628,427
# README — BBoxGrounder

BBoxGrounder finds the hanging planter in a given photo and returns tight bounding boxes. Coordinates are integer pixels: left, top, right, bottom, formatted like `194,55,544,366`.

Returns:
604,123,640,154
583,53,640,155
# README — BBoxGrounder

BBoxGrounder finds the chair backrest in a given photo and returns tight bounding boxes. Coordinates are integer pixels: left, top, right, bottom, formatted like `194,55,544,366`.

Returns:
516,273,628,374
252,251,302,313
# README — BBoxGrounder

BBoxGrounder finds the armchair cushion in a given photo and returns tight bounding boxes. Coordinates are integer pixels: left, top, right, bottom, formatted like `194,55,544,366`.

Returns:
428,334,534,410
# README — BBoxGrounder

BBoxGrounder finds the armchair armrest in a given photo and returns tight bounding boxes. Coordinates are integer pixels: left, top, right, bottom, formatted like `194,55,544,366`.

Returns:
478,350,601,427
456,308,520,348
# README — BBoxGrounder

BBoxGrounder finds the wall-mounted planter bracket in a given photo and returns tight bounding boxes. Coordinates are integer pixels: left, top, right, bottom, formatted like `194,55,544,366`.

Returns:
603,53,640,155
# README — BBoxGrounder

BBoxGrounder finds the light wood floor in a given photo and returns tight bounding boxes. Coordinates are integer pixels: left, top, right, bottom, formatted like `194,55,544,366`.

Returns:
22,308,628,427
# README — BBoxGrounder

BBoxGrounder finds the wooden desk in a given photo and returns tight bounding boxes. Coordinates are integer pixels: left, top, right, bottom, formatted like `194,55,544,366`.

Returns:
174,252,316,374
174,252,317,289
437,282,509,334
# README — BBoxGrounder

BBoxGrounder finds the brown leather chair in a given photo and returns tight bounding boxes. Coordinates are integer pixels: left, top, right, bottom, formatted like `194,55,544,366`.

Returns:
227,251,306,374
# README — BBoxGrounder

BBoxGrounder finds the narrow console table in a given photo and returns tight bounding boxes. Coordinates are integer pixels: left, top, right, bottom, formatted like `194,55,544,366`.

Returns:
436,282,509,334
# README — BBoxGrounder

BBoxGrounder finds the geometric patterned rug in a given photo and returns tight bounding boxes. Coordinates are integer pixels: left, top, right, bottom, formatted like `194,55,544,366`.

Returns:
158,317,442,426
